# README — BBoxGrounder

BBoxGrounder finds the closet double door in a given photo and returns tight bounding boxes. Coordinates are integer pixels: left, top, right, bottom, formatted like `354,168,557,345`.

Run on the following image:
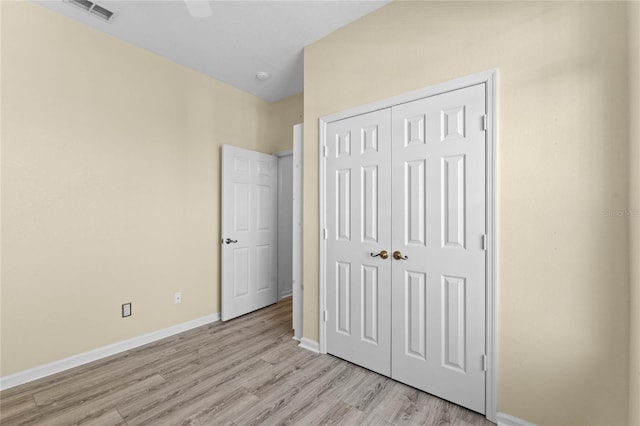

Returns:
325,84,487,413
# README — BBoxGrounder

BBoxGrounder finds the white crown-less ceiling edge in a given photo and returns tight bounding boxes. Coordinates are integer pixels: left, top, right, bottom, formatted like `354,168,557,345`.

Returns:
34,0,391,102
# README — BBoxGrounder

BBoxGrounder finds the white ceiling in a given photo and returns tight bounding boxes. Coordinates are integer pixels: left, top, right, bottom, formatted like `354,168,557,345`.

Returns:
35,0,390,102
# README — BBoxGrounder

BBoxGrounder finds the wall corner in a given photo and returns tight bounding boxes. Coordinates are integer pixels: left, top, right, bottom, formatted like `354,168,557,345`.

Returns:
628,1,640,424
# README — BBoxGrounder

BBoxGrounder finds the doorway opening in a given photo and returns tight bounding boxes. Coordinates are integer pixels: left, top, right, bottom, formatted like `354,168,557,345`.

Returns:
220,124,303,340
274,123,303,341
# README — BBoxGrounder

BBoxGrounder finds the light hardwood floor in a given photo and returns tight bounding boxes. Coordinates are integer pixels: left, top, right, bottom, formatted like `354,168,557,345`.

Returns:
0,299,493,426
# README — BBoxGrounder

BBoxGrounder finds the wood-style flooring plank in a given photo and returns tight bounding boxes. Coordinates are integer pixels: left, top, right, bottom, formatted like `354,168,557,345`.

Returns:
3,374,167,426
74,409,127,426
294,399,391,426
0,299,493,426
0,394,37,420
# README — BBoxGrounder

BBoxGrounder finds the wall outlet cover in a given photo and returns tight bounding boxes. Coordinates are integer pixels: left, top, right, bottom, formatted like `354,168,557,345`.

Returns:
122,303,131,317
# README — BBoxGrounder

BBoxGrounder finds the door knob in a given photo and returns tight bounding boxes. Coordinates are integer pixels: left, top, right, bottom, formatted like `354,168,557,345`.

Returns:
370,250,389,260
225,238,238,244
393,251,408,260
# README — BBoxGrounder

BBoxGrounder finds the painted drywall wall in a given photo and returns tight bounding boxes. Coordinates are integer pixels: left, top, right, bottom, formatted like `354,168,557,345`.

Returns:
303,1,631,425
0,2,301,376
265,93,304,154
629,2,640,424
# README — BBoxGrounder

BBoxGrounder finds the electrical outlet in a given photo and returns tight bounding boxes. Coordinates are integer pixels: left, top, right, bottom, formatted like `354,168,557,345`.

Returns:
122,303,131,317
174,292,182,304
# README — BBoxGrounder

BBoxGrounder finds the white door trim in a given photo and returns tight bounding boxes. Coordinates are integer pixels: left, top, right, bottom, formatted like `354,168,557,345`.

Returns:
274,150,293,157
292,124,304,341
318,69,498,422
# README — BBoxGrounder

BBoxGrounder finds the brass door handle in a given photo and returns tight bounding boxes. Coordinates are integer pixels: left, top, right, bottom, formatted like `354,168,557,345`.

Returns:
370,250,389,260
393,251,408,260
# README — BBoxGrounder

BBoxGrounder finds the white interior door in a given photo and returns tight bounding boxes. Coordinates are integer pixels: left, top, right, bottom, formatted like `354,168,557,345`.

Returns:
325,109,392,376
323,83,487,414
221,145,278,321
390,83,486,413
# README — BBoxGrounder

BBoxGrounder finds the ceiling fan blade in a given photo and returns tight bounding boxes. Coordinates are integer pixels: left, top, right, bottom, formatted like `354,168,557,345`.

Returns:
184,0,212,18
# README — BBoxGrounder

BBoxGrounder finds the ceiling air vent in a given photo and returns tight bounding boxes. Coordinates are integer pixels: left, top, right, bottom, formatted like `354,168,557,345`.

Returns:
65,0,115,22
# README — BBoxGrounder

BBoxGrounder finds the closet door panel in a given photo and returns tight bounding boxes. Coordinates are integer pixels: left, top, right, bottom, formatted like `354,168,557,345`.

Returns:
325,109,393,376
390,83,487,414
323,83,488,415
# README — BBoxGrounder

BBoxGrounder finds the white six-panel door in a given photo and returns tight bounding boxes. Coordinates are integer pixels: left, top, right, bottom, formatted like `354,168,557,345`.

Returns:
390,84,486,413
325,84,487,413
325,109,392,376
221,145,278,322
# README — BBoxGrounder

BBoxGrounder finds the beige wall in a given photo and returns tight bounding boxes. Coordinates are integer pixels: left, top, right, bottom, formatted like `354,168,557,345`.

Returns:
265,93,304,154
0,2,301,376
629,1,640,424
303,1,631,425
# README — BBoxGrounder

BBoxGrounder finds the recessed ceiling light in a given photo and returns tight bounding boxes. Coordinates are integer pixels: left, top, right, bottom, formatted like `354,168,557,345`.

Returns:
256,72,270,81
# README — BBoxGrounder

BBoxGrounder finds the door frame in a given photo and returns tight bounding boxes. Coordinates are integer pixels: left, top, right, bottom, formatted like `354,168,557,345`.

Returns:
292,124,304,341
274,149,293,301
318,69,498,422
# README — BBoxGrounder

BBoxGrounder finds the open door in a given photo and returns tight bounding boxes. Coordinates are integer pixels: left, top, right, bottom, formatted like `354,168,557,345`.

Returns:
221,145,278,321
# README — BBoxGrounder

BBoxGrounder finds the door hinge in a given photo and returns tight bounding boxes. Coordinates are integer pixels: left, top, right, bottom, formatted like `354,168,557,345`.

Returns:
323,310,328,322
482,115,487,131
481,234,487,250
323,228,328,240
323,145,328,157
482,355,487,371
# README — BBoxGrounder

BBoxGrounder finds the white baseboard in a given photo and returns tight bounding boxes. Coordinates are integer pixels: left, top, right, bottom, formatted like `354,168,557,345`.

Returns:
279,291,292,300
497,412,536,426
0,312,221,391
298,337,320,353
